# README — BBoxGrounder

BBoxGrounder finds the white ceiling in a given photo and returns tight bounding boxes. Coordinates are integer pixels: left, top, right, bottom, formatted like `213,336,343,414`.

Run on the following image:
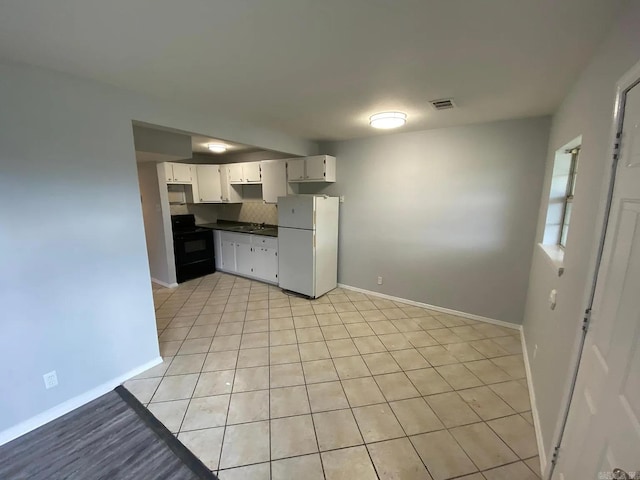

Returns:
0,0,626,141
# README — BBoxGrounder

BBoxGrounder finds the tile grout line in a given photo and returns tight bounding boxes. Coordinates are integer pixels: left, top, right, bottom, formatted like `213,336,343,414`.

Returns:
149,273,537,476
174,276,216,438
291,313,329,480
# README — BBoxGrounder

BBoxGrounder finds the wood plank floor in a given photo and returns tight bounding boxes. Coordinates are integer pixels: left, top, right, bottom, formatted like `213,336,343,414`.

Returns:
0,388,217,480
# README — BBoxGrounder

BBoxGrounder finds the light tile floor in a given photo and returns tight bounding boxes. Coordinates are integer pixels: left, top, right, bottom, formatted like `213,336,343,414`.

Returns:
126,272,541,480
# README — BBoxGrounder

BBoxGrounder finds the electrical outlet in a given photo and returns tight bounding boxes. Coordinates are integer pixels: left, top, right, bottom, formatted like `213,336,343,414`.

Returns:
43,370,58,389
377,276,383,285
533,344,538,359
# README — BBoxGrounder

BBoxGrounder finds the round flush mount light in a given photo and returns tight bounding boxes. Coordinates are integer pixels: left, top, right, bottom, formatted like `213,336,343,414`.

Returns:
207,143,228,153
369,111,407,129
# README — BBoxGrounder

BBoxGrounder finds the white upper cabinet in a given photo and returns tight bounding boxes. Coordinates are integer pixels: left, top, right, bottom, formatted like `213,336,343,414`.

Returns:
243,162,262,183
286,159,306,182
261,160,288,204
287,155,336,183
163,162,194,184
196,165,222,203
229,162,262,184
220,165,243,203
228,164,244,183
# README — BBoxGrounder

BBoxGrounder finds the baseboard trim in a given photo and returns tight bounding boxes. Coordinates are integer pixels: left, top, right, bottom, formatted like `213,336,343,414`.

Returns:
336,283,519,330
520,329,547,475
151,278,178,288
0,356,163,447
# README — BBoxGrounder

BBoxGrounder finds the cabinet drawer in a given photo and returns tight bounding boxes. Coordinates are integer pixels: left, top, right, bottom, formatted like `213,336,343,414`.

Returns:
219,231,252,245
251,236,278,249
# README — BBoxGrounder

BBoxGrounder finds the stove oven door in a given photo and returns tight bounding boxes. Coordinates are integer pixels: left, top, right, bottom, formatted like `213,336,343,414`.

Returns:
173,230,215,282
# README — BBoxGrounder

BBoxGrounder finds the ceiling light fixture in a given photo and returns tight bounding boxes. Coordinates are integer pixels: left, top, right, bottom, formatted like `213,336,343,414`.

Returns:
207,143,228,153
369,111,407,129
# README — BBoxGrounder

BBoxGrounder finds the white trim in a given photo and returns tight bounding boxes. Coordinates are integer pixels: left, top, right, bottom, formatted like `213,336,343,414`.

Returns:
537,243,565,277
520,328,548,476
151,277,178,288
0,356,163,447
337,283,520,330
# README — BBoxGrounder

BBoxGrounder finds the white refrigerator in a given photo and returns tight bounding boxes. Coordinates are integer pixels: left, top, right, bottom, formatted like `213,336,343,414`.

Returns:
277,195,339,298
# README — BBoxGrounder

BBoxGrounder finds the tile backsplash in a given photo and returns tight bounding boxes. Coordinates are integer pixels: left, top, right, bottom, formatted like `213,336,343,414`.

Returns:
169,201,277,225
218,202,278,225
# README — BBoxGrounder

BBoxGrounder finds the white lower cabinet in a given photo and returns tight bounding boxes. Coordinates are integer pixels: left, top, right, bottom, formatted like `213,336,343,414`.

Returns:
253,246,278,283
236,242,253,276
214,231,278,284
221,240,237,272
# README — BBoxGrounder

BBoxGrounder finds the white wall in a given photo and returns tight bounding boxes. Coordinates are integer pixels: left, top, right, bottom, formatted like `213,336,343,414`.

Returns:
304,116,551,324
521,1,640,470
0,60,314,442
137,162,176,286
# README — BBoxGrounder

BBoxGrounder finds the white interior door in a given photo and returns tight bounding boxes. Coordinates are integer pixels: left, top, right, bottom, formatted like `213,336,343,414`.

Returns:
554,83,640,479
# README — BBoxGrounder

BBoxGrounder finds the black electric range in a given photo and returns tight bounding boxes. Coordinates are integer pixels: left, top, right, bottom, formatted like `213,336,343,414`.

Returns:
171,214,215,283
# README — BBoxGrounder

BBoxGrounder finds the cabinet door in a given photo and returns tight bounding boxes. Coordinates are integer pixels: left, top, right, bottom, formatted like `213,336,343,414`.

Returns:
263,247,278,283
221,240,237,272
172,163,193,183
261,160,287,203
220,166,243,203
253,247,268,280
196,165,222,202
228,164,244,183
287,159,306,182
236,243,254,276
252,247,277,283
162,163,174,182
305,156,326,181
243,162,262,183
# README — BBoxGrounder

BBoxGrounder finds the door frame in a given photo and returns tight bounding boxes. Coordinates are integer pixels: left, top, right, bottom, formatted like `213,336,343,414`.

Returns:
546,59,640,479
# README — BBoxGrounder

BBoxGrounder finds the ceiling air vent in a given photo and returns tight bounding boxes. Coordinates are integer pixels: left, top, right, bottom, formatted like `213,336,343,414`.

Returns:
430,98,455,110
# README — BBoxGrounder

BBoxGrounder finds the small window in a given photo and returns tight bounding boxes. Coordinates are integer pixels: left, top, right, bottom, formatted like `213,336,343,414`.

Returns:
542,137,581,250
559,147,579,248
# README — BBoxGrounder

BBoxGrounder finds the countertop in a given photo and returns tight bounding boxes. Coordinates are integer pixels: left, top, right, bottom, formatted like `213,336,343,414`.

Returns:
197,220,278,237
